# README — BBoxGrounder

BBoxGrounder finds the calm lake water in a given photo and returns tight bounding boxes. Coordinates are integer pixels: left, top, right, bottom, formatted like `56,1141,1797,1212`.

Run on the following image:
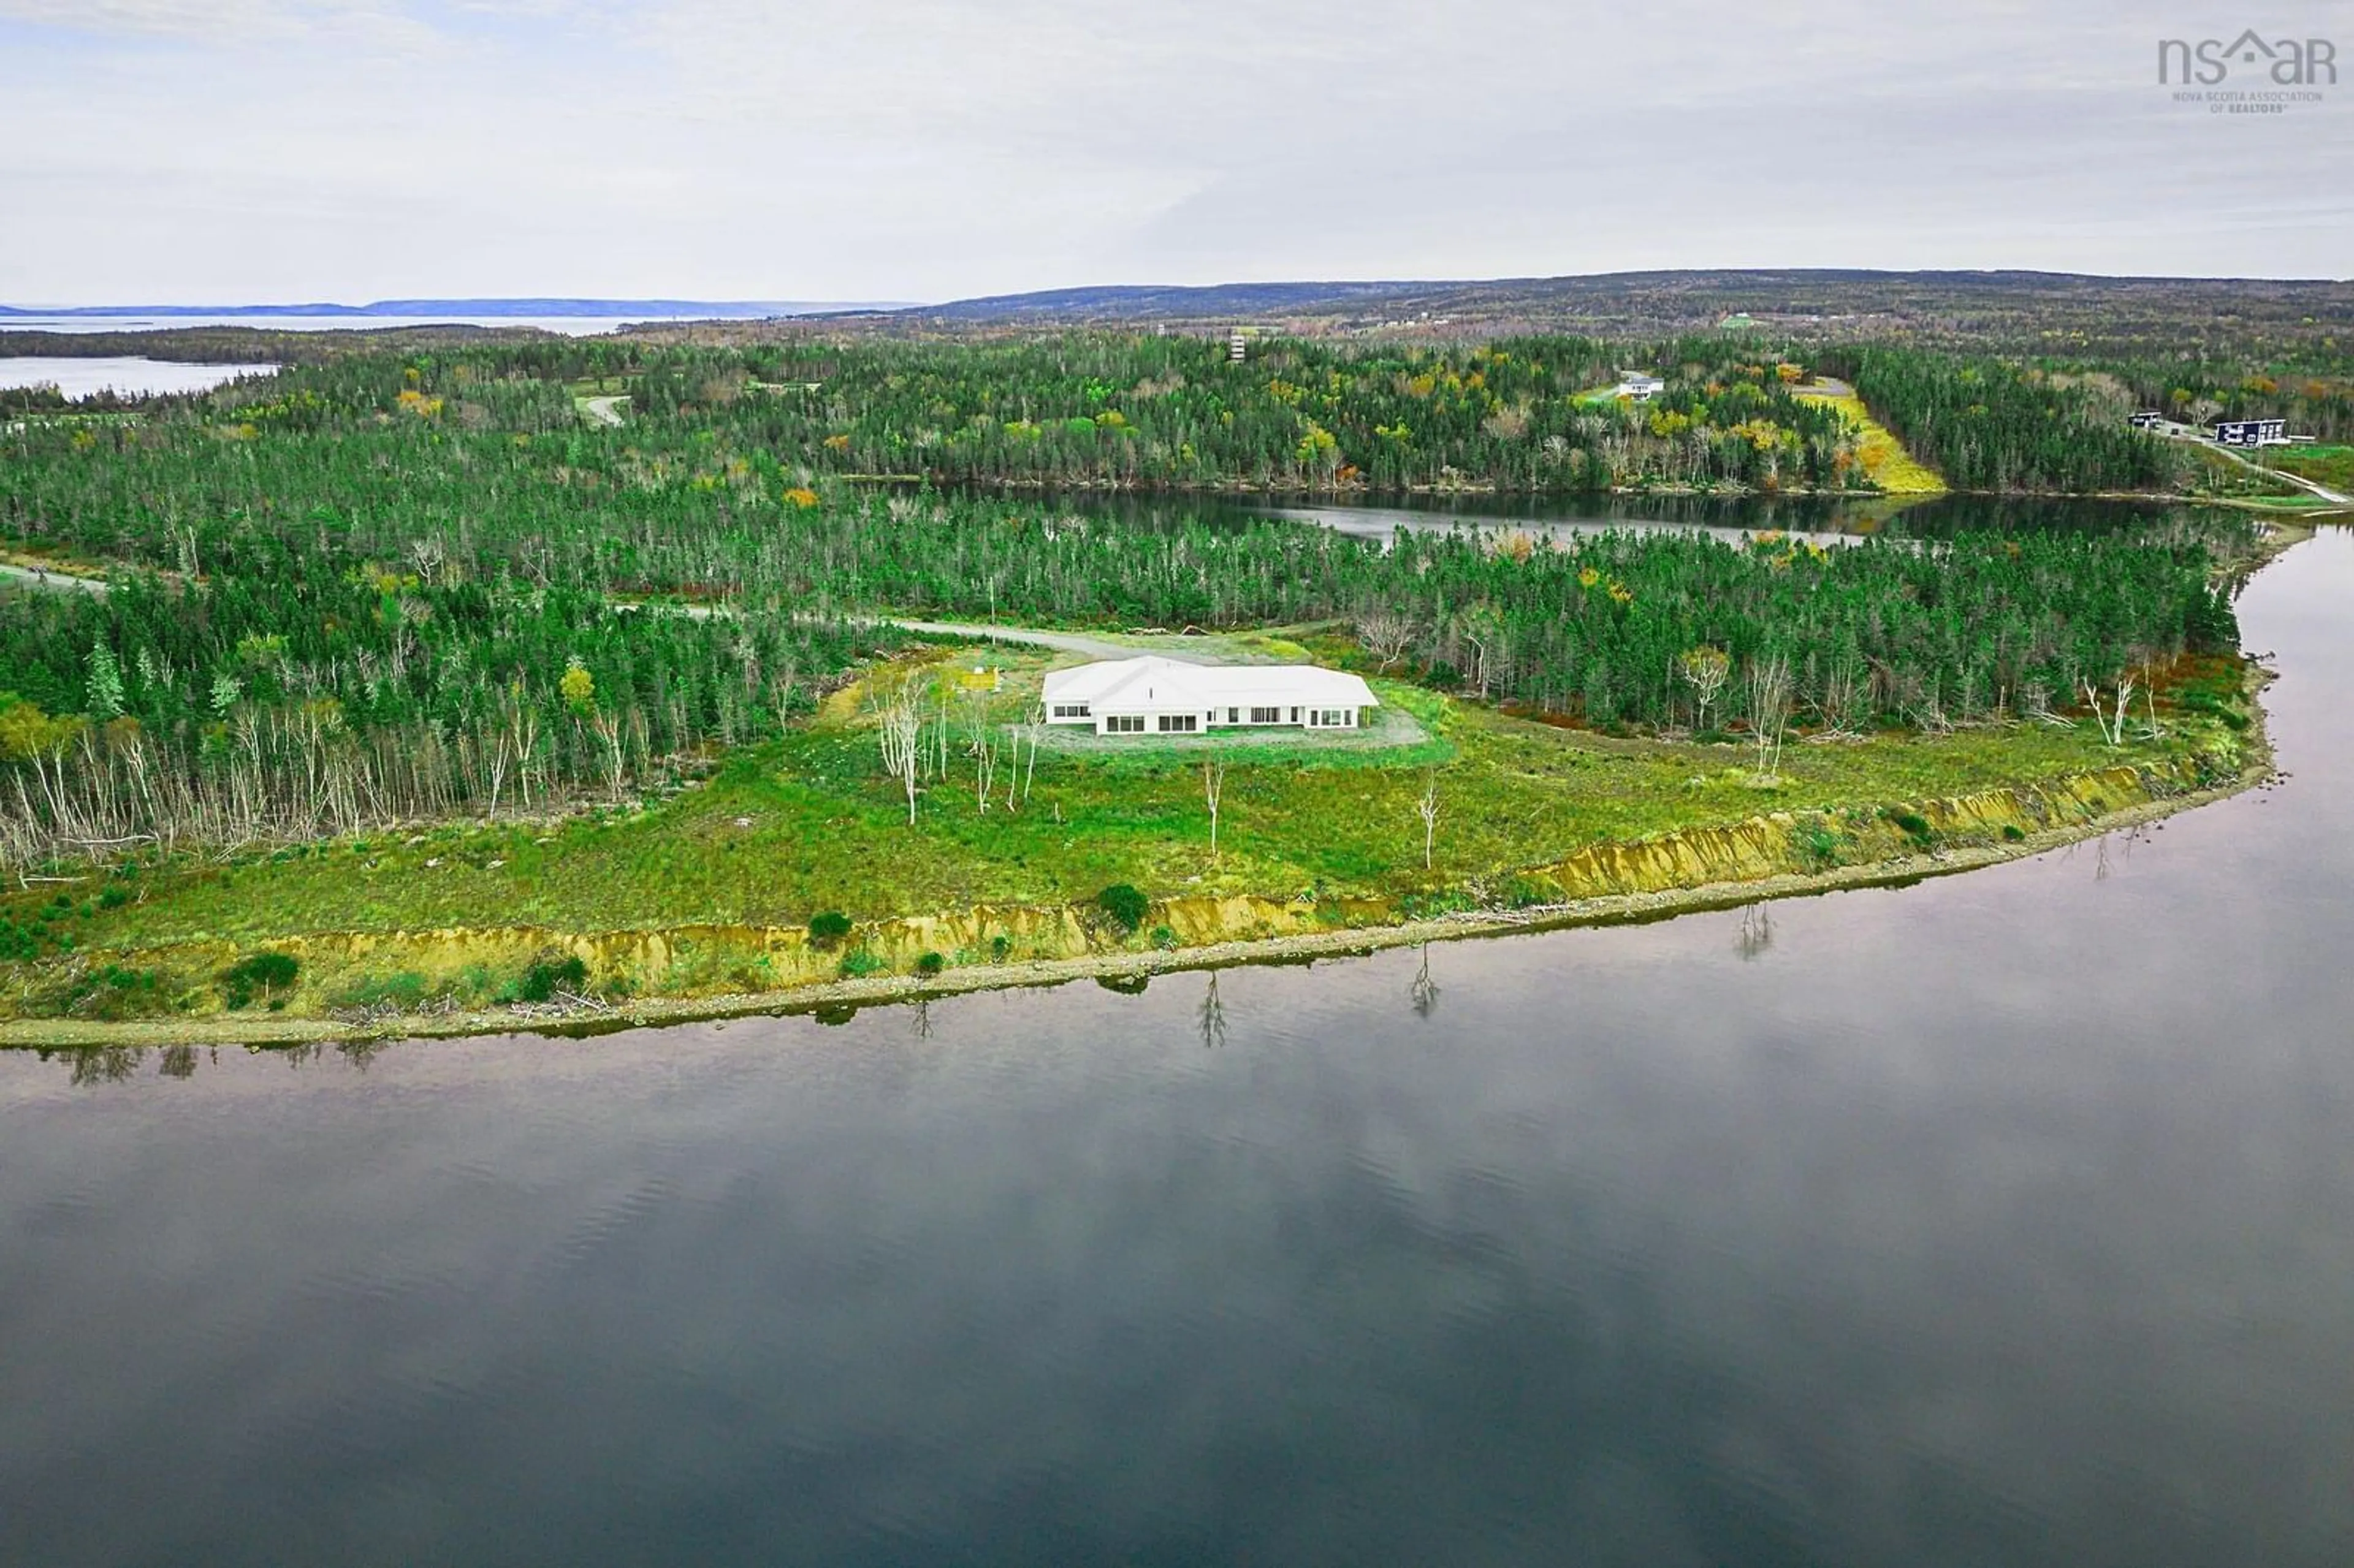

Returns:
0,356,278,398
4,526,2352,1567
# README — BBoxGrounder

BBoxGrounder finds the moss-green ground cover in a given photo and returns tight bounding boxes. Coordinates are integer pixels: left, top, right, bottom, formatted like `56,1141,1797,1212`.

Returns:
2269,445,2354,495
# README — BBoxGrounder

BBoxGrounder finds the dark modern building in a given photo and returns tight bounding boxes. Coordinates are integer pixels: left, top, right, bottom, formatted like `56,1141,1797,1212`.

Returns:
2214,417,2288,447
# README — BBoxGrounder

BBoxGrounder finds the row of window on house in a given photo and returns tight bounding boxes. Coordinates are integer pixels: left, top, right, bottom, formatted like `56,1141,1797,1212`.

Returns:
1053,703,1357,731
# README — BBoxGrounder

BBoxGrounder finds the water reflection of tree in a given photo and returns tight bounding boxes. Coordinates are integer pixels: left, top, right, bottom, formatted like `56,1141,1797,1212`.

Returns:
1409,946,1440,1018
158,1043,198,1079
337,1037,388,1071
1735,904,1775,961
62,1045,143,1086
1198,972,1227,1049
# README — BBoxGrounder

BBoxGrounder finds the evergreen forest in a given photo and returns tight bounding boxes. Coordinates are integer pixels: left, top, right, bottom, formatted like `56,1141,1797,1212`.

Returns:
0,340,2250,872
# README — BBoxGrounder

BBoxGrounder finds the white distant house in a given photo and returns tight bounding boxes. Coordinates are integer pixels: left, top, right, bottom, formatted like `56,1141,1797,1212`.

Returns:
1610,373,1666,401
1042,656,1378,736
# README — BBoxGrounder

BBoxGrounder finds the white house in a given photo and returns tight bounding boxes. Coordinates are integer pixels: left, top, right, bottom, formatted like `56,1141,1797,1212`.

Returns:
1042,656,1378,737
1610,373,1666,401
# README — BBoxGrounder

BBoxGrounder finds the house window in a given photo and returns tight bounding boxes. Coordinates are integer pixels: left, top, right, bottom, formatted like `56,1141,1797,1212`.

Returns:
1106,715,1145,733
1250,706,1281,725
1157,714,1198,733
1226,707,1240,724
1289,707,1301,724
1310,708,1350,728
1052,704,1091,719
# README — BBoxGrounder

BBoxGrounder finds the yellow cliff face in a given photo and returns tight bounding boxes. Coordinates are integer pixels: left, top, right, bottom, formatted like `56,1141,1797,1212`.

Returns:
1534,763,2171,901
0,759,2209,1044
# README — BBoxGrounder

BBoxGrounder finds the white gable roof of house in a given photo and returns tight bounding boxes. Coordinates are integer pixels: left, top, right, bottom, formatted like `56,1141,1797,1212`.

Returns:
1043,656,1377,710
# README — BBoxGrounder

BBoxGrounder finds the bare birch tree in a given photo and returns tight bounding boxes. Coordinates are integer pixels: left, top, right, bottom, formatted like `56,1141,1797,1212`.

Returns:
1357,609,1416,672
877,683,923,825
1415,772,1441,870
2081,672,2136,747
1023,700,1042,802
1745,653,1793,782
1202,757,1227,859
1678,645,1731,733
964,688,997,812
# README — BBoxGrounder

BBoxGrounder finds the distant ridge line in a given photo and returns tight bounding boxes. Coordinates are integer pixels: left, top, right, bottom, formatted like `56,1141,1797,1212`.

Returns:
913,267,2354,322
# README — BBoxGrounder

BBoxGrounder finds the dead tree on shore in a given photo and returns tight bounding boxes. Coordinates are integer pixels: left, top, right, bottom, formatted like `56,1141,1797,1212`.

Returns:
1415,772,1441,870
2082,672,2136,747
877,683,922,825
1202,757,1227,859
1746,654,1793,782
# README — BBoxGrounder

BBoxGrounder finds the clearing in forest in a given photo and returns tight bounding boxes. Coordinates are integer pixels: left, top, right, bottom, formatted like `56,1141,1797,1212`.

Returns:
1796,389,1948,494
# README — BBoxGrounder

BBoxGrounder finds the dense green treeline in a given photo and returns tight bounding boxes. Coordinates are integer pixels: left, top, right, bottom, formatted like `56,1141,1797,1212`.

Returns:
619,333,1865,493
2108,359,2354,444
0,482,882,864
1824,348,2193,493
17,332,2243,498
0,346,2242,869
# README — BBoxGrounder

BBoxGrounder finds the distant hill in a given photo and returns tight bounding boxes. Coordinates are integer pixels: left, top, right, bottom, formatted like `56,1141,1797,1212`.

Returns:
918,280,1442,320
905,268,2354,343
12,270,2352,353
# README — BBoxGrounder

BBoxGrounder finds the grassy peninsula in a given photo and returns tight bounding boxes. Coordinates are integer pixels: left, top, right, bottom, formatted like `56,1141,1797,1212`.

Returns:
0,338,2280,1040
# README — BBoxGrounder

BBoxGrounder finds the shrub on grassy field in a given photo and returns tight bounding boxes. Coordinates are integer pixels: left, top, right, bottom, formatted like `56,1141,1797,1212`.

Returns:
1095,883,1150,934
1886,809,1934,847
510,954,588,1003
332,971,429,1010
222,950,299,1010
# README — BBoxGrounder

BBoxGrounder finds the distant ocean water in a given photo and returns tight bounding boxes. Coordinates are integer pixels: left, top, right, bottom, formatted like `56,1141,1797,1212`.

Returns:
3,314,672,337
0,310,829,398
0,356,280,398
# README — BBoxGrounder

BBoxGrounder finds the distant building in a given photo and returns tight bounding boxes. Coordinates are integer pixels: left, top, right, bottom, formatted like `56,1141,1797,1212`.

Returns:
2214,417,2288,447
1042,656,1377,736
2128,411,2168,430
1611,373,1666,401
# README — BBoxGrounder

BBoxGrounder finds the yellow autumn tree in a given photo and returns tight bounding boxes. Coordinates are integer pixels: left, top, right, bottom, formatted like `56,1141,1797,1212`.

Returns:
560,658,596,717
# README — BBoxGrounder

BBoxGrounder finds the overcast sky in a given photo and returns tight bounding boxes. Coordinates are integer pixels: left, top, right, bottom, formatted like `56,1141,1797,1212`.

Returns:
4,0,2350,304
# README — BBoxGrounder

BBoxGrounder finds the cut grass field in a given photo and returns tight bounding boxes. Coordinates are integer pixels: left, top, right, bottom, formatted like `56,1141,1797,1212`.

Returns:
1794,392,1949,495
9,645,2251,967
2269,444,2354,495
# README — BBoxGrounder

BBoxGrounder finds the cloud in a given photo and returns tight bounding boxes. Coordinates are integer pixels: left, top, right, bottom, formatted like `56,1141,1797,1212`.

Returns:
0,0,2348,302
